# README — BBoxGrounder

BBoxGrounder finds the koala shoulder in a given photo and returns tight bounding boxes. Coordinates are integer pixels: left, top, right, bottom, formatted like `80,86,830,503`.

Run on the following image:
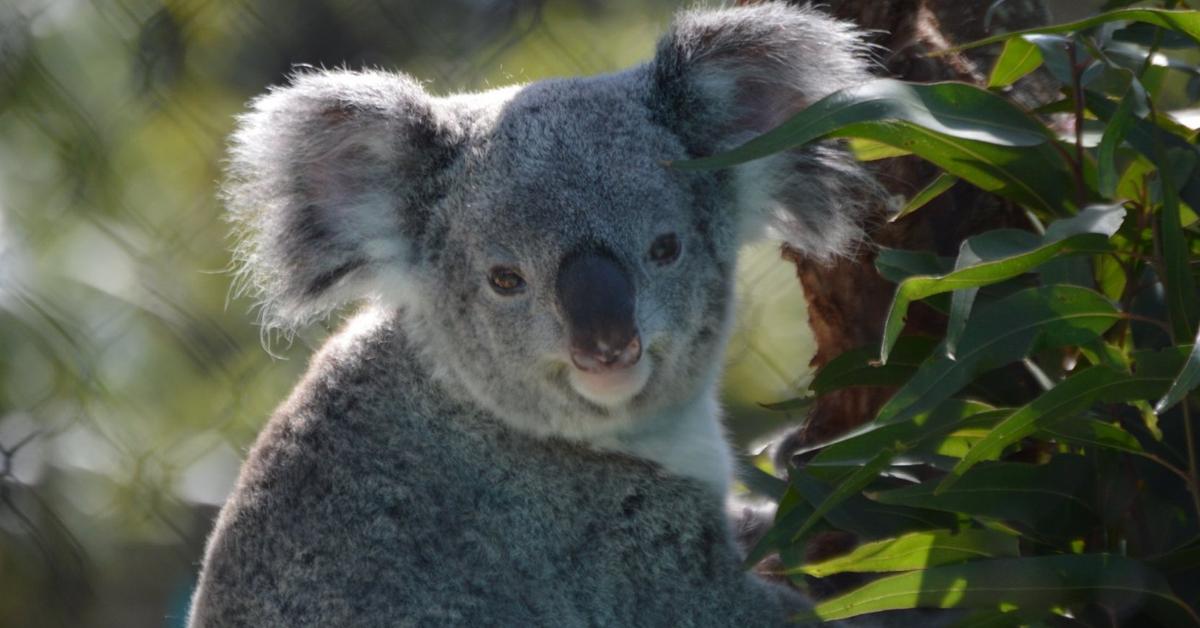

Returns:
191,311,819,627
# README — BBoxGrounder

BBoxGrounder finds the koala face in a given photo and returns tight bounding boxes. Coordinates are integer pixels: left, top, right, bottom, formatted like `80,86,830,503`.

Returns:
425,76,740,438
224,5,877,444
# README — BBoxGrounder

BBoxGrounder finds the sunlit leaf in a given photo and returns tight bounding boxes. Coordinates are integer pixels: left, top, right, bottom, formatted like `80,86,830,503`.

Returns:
848,138,912,161
891,173,960,223
790,529,1019,576
797,554,1199,626
988,37,1044,88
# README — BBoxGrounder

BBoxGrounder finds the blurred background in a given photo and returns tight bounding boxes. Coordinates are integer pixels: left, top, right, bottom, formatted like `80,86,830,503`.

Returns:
0,0,1100,626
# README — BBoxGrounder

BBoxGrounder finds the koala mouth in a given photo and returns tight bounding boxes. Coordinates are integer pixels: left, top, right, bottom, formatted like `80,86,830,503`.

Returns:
566,358,653,408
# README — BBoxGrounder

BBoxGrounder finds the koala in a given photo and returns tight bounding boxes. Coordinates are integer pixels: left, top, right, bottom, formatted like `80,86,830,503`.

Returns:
189,4,878,627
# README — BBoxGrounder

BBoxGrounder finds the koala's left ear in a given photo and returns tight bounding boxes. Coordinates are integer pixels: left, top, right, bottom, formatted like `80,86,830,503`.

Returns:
648,4,880,259
224,70,462,331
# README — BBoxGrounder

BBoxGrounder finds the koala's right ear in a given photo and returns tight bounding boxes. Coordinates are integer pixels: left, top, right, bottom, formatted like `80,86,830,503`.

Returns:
224,70,460,331
648,4,879,260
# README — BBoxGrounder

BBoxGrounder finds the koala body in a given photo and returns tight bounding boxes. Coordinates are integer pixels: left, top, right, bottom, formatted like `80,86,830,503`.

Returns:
190,5,876,626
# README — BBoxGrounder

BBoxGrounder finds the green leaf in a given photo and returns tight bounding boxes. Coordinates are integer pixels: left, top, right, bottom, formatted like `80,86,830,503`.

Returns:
757,397,815,413
1022,34,1079,85
881,207,1124,364
876,286,1121,425
953,9,1200,51
1041,418,1145,455
848,138,912,161
938,362,1181,493
673,80,1051,169
875,249,953,284
809,336,937,395
735,456,787,501
1156,339,1200,413
799,401,1001,469
1087,91,1200,210
671,80,1074,214
1097,81,1144,197
788,450,895,542
786,474,956,542
891,173,959,223
941,230,1040,358
872,455,1097,541
1154,124,1200,342
988,37,1044,88
797,554,1199,626
791,529,1019,577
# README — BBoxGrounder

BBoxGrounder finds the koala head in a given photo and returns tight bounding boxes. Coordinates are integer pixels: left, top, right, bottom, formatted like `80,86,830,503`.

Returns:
225,5,876,441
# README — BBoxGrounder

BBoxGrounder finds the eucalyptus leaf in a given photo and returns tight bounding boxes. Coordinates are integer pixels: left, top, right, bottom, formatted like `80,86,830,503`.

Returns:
810,335,937,395
671,80,1073,214
953,9,1200,51
988,37,1044,88
891,173,960,223
881,206,1125,364
790,529,1019,577
797,554,1199,626
1097,81,1145,197
787,474,956,542
1041,419,1145,455
788,450,895,543
1156,339,1200,413
937,361,1181,493
876,286,1121,425
875,249,954,284
872,455,1097,541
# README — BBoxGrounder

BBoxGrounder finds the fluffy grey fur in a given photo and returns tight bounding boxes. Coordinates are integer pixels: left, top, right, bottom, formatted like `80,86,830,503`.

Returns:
193,4,877,626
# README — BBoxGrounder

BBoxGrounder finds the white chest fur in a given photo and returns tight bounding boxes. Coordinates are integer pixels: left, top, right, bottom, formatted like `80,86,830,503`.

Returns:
589,392,733,496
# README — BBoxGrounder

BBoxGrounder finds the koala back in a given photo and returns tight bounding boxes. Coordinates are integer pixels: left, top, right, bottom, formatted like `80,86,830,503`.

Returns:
188,308,810,626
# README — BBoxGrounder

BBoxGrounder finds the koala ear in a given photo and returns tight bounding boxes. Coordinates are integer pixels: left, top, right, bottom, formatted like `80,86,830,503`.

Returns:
649,4,881,259
224,69,460,331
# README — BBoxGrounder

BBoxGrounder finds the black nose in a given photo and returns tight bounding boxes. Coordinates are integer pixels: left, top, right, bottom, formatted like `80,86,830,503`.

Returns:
556,247,642,373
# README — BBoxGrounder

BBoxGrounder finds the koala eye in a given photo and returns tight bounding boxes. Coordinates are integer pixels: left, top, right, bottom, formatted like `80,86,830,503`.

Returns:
648,233,681,266
488,266,527,295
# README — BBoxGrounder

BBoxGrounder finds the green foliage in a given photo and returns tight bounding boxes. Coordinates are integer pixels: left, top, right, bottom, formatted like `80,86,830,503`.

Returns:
701,4,1200,625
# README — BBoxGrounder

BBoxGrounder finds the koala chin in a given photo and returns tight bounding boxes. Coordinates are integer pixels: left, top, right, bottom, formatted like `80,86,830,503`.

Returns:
190,4,883,627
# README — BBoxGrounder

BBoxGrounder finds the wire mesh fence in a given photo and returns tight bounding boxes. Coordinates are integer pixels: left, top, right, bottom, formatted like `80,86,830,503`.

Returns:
0,2,679,625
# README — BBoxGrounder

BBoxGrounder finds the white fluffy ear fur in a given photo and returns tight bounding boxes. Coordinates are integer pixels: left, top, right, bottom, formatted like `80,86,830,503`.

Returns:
224,70,461,332
650,4,882,259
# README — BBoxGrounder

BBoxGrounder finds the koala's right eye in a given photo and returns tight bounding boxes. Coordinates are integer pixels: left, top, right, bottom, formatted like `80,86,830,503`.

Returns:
488,266,527,296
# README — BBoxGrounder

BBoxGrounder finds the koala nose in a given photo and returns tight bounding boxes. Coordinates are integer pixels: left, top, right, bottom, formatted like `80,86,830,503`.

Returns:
556,247,642,373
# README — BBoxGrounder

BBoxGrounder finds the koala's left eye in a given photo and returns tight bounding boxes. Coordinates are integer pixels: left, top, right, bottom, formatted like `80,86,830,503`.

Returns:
648,233,681,266
488,266,527,295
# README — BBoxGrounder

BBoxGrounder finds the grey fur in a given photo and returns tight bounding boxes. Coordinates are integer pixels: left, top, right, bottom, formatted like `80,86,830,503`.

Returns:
193,4,878,626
